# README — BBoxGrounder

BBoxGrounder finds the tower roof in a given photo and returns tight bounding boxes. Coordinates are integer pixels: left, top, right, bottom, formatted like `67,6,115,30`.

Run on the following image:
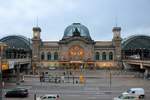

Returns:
32,27,41,32
112,27,121,32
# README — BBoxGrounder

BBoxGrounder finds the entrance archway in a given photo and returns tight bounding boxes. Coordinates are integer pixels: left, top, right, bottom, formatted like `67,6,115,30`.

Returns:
70,61,83,70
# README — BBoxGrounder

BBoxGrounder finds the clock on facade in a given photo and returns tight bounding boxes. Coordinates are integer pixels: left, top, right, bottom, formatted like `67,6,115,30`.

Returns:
34,32,38,37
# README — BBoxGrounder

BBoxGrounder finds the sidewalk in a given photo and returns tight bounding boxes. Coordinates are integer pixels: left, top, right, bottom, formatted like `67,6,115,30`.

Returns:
3,70,144,89
3,82,16,89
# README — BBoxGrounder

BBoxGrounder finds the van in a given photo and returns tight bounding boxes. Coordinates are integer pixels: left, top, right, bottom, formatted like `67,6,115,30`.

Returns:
122,88,145,99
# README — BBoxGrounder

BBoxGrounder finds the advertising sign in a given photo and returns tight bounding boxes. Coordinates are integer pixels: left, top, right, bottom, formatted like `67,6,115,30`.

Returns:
2,63,8,70
9,61,15,69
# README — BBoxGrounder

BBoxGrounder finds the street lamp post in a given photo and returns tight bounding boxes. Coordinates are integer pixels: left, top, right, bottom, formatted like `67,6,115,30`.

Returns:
67,66,69,83
73,73,75,84
0,57,2,100
109,68,112,88
0,43,7,100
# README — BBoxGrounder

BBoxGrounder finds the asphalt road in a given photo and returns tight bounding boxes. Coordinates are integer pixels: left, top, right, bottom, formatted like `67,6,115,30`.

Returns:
2,70,150,100
3,86,150,100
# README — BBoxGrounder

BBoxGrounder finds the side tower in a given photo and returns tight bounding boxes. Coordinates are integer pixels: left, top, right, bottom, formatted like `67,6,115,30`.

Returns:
32,26,41,74
112,27,122,67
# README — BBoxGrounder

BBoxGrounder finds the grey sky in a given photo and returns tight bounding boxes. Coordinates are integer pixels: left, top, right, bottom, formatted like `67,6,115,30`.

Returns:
0,0,150,41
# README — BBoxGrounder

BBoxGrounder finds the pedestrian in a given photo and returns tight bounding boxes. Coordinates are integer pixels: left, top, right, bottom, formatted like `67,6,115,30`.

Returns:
40,75,42,82
2,81,5,88
55,78,57,83
61,75,65,83
70,72,72,75
76,80,78,84
63,72,65,75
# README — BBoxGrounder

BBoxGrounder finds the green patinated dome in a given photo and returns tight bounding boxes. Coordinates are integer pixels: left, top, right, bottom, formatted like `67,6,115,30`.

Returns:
63,23,91,39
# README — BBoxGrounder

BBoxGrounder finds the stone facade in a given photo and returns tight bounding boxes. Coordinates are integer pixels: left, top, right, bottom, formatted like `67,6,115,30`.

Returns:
32,23,122,71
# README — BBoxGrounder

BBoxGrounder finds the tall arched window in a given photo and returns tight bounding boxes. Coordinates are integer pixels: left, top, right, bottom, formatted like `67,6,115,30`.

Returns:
41,52,45,60
95,52,100,60
54,52,58,60
109,52,113,60
102,52,106,60
47,52,51,60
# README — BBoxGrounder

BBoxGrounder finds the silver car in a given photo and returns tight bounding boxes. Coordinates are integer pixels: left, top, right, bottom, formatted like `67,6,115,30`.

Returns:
114,94,139,100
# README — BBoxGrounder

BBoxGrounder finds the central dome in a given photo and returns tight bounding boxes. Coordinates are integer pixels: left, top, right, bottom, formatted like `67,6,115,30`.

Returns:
63,23,91,39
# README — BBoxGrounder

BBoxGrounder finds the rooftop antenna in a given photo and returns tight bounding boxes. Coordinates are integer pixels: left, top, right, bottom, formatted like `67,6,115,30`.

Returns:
115,16,118,27
36,16,39,27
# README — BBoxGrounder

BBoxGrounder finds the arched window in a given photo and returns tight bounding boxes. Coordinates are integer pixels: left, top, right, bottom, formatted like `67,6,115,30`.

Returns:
47,52,51,60
95,52,100,60
54,52,58,60
102,52,106,60
41,52,45,60
109,52,113,60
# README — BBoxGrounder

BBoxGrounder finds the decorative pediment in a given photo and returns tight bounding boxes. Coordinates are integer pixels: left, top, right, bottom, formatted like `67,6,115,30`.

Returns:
59,36,95,44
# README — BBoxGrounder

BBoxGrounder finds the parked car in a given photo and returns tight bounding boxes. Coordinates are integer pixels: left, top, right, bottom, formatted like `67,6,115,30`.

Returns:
122,88,145,99
5,87,28,97
114,94,139,100
36,94,60,100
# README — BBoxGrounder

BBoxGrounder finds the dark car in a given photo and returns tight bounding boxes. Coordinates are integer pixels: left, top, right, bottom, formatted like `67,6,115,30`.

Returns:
5,88,28,97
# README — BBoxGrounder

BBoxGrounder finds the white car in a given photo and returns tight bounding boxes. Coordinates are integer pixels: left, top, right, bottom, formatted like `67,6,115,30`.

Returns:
36,94,59,100
114,94,139,100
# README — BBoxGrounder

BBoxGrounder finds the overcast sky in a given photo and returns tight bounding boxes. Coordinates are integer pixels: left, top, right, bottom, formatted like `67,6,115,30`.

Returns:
0,0,150,41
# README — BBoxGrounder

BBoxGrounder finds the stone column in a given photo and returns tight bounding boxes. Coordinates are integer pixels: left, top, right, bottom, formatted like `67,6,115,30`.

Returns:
106,52,109,60
44,52,47,61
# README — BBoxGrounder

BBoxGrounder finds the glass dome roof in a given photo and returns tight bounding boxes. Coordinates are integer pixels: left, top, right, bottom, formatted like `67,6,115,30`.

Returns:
122,35,150,50
63,23,91,39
